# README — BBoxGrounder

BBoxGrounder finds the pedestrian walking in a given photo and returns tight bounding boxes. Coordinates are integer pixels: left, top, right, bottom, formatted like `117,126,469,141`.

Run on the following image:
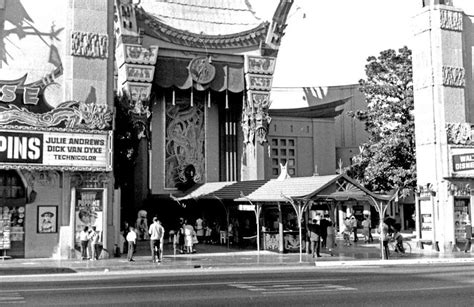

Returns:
195,217,204,243
362,215,371,243
308,215,322,258
341,217,352,246
464,221,472,253
326,217,335,256
89,226,101,260
79,226,90,260
320,215,330,248
126,226,137,262
350,215,358,242
379,220,390,259
148,217,165,263
184,220,196,253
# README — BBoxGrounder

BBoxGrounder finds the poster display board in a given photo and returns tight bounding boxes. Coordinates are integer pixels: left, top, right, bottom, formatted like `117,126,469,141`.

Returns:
454,198,470,242
0,207,11,250
75,189,103,245
420,199,433,241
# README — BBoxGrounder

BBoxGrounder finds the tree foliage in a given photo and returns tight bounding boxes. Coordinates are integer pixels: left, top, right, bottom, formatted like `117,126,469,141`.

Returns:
348,46,415,198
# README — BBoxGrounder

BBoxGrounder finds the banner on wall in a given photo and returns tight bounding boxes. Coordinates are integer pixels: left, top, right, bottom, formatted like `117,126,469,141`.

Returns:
0,129,112,171
74,189,103,245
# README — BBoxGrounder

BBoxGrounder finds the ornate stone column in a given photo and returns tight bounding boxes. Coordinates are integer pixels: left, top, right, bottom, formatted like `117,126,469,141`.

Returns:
241,56,275,180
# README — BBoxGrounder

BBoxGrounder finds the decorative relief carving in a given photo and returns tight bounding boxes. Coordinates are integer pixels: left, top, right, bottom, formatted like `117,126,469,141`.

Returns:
245,56,276,75
165,101,205,189
22,170,60,188
124,64,155,83
448,182,471,196
446,122,474,145
71,172,111,188
245,74,273,91
71,32,108,58
440,9,463,32
188,57,216,84
242,91,272,145
123,82,152,103
442,66,465,87
123,45,158,65
0,101,112,129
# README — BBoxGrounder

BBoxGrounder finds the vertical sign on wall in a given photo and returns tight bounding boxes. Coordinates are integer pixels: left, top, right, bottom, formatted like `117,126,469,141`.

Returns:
74,189,103,244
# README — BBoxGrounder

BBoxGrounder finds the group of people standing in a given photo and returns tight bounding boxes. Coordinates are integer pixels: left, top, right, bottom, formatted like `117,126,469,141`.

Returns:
341,215,373,246
307,214,335,257
79,226,101,260
125,216,165,263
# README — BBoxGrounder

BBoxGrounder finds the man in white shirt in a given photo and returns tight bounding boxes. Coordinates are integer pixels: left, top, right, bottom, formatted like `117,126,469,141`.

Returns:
126,226,137,262
148,217,165,263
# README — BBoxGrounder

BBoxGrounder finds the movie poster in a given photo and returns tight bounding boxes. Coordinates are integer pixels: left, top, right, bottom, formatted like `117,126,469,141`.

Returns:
75,189,103,245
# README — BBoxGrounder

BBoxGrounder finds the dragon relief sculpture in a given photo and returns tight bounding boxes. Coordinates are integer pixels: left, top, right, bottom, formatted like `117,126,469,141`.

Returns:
165,102,205,189
0,101,112,129
242,92,271,145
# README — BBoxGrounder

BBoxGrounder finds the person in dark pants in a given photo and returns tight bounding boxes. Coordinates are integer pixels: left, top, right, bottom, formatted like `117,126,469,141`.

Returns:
464,221,472,253
79,226,89,260
320,215,330,248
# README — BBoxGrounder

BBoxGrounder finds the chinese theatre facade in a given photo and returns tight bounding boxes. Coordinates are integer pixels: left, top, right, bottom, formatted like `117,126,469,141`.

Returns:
0,0,117,258
114,0,293,217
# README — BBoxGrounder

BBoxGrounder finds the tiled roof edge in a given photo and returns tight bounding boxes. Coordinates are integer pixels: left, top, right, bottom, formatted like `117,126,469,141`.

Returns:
136,7,269,49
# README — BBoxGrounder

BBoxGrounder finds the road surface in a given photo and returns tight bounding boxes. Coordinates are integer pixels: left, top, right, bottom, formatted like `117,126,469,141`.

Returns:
1,264,474,306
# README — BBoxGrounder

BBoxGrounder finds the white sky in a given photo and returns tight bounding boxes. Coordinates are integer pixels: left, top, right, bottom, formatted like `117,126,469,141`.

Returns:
253,0,474,87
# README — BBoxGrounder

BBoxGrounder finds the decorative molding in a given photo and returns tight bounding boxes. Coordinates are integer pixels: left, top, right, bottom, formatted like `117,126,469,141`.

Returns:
71,32,109,58
244,56,276,75
0,101,112,130
446,122,474,145
136,8,269,50
442,66,465,87
245,74,273,91
440,9,463,32
0,125,111,134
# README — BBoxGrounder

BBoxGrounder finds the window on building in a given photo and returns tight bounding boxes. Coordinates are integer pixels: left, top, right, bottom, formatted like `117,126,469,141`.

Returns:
269,137,297,178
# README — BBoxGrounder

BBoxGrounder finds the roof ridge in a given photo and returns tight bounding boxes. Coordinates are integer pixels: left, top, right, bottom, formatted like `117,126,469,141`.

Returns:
157,14,259,26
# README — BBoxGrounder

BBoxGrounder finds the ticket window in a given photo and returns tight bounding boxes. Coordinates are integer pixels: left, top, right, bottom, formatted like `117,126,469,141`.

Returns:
0,171,27,258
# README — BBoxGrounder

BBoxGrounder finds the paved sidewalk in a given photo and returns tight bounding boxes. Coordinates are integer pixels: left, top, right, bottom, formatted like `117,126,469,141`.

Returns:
2,237,474,276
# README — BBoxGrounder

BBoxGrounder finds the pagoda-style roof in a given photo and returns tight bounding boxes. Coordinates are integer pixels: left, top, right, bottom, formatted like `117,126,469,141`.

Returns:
137,0,269,49
269,98,348,119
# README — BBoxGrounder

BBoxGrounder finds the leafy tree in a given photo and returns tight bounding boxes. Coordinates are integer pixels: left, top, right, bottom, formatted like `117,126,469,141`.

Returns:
348,46,415,198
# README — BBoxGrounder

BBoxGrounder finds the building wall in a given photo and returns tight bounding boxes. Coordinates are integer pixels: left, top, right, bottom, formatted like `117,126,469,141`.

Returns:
266,117,336,178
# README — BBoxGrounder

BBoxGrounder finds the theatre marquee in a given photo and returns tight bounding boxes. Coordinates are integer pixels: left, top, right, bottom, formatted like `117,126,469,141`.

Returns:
0,129,112,171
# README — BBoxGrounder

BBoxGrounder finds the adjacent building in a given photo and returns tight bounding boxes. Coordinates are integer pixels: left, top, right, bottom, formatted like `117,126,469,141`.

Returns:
0,0,118,258
413,0,474,251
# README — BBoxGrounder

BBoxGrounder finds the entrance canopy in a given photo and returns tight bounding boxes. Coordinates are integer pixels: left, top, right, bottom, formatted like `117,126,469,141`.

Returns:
174,173,389,204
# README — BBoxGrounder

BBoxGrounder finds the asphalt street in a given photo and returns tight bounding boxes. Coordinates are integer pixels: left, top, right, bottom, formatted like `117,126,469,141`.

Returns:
1,263,474,306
